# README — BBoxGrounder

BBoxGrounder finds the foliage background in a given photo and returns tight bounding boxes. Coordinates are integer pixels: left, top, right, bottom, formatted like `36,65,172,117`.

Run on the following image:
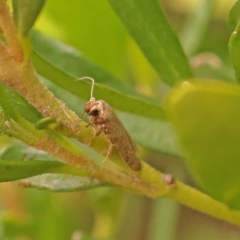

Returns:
1,0,240,239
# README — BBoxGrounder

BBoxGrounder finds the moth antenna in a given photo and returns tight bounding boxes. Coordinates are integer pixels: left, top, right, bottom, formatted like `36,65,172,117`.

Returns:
76,77,95,101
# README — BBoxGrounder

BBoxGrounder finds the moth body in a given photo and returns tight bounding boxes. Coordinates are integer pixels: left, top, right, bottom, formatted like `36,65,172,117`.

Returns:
84,99,142,171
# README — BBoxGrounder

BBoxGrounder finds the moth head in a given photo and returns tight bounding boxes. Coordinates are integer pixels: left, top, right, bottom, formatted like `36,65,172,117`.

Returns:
84,99,102,117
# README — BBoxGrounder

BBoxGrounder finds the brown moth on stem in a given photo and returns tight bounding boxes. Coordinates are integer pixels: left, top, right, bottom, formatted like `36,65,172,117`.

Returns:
77,77,142,171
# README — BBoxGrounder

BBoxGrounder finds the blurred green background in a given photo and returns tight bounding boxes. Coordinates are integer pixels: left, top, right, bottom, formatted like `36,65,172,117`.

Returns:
1,0,240,239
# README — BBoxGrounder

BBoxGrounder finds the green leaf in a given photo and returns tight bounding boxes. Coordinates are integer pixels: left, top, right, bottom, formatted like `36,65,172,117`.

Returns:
228,0,240,32
179,0,212,56
0,144,54,161
31,31,150,101
228,1,240,83
12,0,45,35
0,159,61,182
0,145,103,190
0,83,42,123
229,23,240,83
19,174,102,192
0,145,70,182
34,0,129,77
108,0,193,86
31,32,165,120
117,111,180,155
164,79,240,209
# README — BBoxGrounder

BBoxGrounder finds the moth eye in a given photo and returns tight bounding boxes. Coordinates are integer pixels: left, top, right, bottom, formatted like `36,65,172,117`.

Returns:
90,109,99,116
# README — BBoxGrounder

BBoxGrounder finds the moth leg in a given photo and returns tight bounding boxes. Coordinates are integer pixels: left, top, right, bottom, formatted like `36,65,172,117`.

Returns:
103,143,113,162
85,122,93,128
87,128,102,146
75,120,92,136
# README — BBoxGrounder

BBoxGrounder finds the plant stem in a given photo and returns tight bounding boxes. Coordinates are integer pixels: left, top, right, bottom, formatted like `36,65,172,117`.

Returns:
2,107,240,226
0,108,166,197
0,0,23,61
166,181,240,226
34,135,165,198
0,0,82,136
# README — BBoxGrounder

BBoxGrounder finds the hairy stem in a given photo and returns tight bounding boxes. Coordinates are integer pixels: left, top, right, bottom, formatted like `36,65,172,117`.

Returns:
0,0,23,61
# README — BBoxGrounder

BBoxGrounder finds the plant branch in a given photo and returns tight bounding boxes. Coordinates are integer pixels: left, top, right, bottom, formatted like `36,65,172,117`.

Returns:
166,181,240,226
0,0,82,136
0,0,23,61
0,109,168,197
2,107,240,226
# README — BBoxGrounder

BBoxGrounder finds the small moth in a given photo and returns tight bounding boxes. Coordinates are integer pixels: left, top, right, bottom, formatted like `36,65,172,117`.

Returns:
78,77,142,171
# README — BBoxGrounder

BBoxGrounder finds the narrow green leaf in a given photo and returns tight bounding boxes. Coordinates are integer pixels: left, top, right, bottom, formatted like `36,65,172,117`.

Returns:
108,0,193,86
0,160,60,182
228,0,240,32
0,84,19,120
31,31,146,100
0,84,43,145
0,145,79,179
32,47,164,120
0,83,42,123
0,144,52,162
12,0,45,35
164,79,240,209
179,0,212,56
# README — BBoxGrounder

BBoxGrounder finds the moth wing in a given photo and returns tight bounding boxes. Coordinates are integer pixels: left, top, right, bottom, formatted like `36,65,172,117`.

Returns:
104,108,141,171
105,109,137,151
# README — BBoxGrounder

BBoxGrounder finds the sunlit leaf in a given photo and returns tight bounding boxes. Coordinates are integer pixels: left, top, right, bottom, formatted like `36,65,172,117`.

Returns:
229,23,240,83
34,0,128,76
228,1,240,84
164,79,240,209
228,0,240,32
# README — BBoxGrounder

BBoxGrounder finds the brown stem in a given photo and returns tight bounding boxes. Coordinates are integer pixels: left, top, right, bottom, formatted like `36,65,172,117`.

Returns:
0,0,23,61
34,135,168,197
